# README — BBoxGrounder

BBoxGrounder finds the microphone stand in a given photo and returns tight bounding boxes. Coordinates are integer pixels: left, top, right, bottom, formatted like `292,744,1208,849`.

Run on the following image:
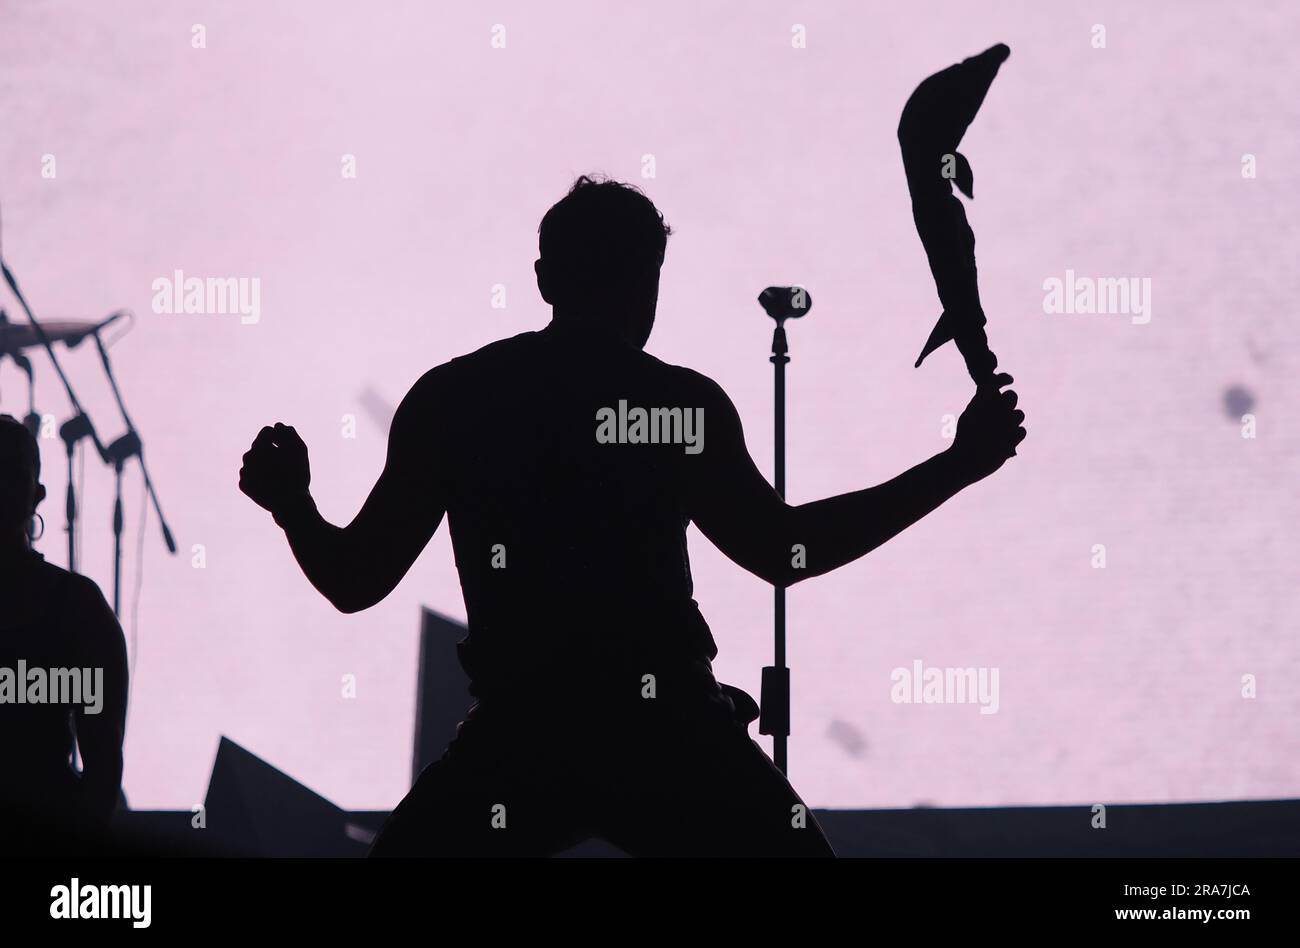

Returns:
0,260,109,573
93,330,177,617
757,287,812,776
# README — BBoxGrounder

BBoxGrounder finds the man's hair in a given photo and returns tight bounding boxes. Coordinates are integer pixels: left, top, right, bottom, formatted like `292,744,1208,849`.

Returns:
538,175,672,306
0,414,39,478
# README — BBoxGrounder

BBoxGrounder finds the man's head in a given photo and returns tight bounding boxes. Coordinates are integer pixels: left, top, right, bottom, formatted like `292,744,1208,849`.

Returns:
535,175,671,348
0,414,44,548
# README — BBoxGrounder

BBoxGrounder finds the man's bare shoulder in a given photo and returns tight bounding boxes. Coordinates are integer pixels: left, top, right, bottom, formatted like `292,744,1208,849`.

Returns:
397,333,736,426
451,330,543,367
400,331,541,411
647,358,736,416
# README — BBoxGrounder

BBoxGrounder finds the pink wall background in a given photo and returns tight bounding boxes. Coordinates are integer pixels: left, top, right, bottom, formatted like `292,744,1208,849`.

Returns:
2,1,1297,810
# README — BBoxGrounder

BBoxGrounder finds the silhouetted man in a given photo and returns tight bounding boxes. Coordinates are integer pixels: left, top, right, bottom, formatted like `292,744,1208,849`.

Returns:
239,175,1025,856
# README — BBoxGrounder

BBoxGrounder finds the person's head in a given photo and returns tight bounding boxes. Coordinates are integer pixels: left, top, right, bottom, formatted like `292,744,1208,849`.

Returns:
0,414,44,549
535,175,672,348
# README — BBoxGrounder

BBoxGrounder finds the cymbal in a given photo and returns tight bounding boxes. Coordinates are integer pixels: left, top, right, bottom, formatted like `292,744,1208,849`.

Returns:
0,320,100,354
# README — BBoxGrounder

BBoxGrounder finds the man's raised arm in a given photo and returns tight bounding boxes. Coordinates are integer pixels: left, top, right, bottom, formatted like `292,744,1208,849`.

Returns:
687,372,1024,588
238,367,450,613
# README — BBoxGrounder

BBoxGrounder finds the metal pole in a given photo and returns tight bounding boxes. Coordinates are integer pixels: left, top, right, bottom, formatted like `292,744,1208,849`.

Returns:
66,441,76,571
112,459,124,617
762,323,791,774
757,286,809,778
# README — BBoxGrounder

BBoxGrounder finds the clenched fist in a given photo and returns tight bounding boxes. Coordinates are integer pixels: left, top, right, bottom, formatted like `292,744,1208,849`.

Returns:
950,373,1026,481
239,423,311,518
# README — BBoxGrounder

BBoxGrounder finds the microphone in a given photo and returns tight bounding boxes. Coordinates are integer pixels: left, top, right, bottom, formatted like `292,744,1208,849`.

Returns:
94,310,128,334
758,286,813,322
66,310,129,349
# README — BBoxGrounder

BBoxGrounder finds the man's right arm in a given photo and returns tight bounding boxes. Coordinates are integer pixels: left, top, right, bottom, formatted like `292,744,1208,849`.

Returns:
239,366,452,613
687,372,1024,587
